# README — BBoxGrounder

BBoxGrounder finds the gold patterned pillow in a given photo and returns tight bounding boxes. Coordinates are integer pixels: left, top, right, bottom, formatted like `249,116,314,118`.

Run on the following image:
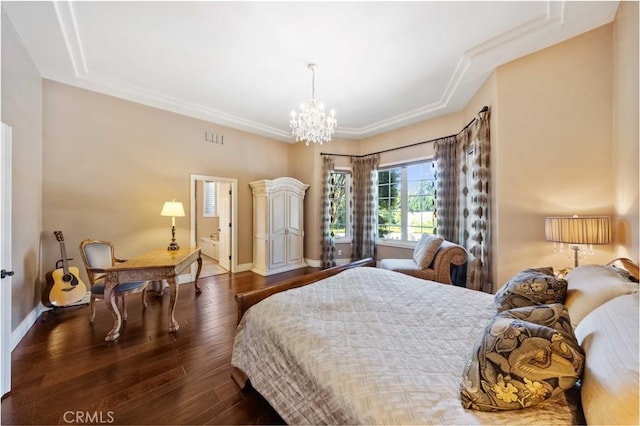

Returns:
412,234,444,269
494,268,567,312
461,304,584,412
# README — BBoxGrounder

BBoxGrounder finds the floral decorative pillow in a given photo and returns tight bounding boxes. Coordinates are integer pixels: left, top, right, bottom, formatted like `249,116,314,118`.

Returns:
494,268,567,312
412,234,443,269
461,304,584,412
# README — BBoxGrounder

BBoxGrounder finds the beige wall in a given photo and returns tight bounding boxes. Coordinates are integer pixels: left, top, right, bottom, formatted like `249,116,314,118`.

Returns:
42,81,291,284
494,24,615,288
289,139,321,261
1,11,43,332
612,1,639,262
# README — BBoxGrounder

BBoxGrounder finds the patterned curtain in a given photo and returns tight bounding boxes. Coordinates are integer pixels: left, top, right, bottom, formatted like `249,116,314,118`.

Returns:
321,155,336,268
433,136,460,243
351,154,379,260
463,110,491,293
434,108,491,293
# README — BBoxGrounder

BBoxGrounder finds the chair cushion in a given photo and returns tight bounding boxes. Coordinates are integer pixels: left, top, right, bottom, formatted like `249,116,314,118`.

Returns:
83,243,114,269
379,258,420,271
413,234,444,268
91,281,147,295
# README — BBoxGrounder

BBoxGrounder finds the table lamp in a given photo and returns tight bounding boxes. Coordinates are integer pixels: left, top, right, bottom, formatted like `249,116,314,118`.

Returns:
545,215,611,267
161,200,185,251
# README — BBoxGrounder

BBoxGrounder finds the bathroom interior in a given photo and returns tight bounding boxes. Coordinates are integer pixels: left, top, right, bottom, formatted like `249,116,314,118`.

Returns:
194,179,227,276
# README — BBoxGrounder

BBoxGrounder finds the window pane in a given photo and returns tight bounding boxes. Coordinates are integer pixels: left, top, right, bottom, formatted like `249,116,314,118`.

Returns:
203,181,216,217
422,163,436,180
407,166,420,180
329,171,349,239
407,181,421,195
407,164,435,240
377,161,435,242
377,167,401,240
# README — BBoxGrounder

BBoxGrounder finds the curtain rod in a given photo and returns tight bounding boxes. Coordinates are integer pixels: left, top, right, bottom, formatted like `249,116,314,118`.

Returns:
321,105,489,158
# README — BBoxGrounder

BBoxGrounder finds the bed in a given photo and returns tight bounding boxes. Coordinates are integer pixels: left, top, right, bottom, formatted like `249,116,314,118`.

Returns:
231,259,639,425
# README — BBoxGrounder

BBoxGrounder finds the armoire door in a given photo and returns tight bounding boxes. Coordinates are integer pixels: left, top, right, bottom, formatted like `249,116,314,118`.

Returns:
269,190,287,269
286,190,303,264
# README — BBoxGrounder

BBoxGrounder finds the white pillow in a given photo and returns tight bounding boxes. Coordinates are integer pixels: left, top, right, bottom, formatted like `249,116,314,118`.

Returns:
574,293,639,426
412,234,443,269
564,264,638,328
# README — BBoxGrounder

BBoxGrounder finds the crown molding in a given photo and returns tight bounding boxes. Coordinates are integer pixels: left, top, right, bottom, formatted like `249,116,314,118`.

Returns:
337,1,565,139
53,1,88,77
48,1,609,143
52,1,295,142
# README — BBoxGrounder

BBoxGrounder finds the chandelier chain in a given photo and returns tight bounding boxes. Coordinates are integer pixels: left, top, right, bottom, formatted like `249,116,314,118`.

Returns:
310,64,316,100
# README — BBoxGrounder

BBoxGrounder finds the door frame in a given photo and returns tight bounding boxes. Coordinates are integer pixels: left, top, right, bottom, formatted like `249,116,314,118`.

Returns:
189,174,238,274
216,181,232,271
1,122,12,397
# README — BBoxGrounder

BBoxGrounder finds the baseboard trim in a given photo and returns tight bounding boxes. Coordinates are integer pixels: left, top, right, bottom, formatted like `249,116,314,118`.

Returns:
305,258,352,267
305,258,321,267
12,304,46,351
237,263,253,272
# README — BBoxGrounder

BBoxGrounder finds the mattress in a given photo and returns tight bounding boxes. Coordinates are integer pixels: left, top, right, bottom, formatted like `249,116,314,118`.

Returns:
231,267,579,424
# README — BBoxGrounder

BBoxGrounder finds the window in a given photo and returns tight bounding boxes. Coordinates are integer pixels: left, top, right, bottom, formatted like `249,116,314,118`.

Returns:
203,181,216,217
329,171,350,240
377,160,435,242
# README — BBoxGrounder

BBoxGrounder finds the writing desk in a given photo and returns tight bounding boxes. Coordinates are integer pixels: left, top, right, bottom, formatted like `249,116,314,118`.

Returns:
104,247,202,341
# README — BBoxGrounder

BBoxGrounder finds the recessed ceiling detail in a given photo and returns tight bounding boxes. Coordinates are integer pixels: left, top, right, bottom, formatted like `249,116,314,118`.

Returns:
3,1,618,142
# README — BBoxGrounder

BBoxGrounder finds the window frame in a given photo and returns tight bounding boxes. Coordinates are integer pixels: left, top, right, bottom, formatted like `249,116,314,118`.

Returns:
376,157,436,248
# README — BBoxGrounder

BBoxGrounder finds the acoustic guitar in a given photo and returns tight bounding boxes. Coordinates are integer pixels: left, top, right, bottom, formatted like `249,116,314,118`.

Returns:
42,231,88,307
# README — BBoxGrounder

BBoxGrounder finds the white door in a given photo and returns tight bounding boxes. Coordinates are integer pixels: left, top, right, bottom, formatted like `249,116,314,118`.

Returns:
217,182,231,271
1,123,13,397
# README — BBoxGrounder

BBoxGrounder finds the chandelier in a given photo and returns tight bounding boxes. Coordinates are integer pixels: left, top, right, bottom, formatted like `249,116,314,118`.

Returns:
289,63,337,145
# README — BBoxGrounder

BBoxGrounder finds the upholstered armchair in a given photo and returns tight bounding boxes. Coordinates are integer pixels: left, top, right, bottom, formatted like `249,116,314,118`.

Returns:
79,239,149,322
379,236,468,285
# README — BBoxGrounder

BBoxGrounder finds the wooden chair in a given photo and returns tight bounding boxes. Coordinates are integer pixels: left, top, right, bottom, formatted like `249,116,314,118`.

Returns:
79,239,149,322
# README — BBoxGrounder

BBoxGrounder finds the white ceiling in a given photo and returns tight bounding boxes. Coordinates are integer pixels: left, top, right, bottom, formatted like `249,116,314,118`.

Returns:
3,1,619,142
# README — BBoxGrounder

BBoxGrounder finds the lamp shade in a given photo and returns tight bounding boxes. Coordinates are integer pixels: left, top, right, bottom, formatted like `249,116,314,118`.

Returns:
544,216,611,245
160,201,185,217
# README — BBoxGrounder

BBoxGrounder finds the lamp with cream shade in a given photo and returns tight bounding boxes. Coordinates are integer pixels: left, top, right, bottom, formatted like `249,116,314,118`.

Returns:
545,215,611,267
161,200,185,251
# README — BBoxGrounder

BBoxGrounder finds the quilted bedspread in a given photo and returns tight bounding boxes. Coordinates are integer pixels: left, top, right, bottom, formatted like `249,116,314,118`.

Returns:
231,267,579,425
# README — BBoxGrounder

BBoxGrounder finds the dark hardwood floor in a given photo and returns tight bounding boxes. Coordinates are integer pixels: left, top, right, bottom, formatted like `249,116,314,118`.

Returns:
1,267,319,425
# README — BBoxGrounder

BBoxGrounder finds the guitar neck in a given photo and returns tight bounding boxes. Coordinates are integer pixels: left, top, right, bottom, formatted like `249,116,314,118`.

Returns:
59,241,70,275
54,231,71,275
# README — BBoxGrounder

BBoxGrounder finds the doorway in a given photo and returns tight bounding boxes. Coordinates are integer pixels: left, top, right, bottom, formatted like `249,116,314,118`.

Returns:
1,122,12,397
189,175,238,275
